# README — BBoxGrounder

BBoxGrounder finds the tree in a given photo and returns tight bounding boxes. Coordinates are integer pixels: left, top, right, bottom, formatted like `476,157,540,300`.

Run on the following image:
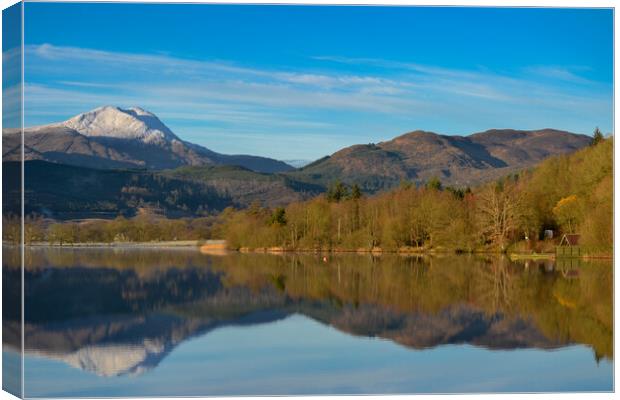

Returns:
2,214,21,244
326,180,349,202
446,186,467,199
417,189,454,247
552,195,581,233
247,200,263,215
476,182,522,251
48,223,76,245
349,184,362,200
24,214,45,244
269,207,287,226
592,127,604,146
426,177,442,191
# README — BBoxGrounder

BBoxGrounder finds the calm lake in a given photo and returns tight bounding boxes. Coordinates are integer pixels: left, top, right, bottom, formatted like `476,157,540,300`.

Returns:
3,247,613,396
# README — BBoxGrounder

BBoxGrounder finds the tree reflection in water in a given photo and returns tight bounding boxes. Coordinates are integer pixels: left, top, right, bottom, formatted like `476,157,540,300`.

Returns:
2,247,612,377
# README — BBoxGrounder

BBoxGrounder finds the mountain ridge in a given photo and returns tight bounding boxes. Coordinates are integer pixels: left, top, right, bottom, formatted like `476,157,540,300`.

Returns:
2,106,595,216
3,106,294,173
3,160,322,219
290,127,591,191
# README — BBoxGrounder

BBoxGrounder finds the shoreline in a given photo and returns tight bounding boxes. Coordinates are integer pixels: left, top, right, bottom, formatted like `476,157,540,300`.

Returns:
11,240,202,248
5,242,612,260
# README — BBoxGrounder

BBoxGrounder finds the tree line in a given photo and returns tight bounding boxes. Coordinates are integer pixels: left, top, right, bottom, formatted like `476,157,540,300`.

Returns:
5,135,611,255
219,136,612,255
3,214,217,245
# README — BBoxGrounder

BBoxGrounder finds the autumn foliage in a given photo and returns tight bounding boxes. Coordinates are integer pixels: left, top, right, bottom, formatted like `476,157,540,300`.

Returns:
220,138,613,254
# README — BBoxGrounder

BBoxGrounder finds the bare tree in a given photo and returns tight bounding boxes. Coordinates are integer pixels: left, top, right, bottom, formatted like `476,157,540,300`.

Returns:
476,181,522,251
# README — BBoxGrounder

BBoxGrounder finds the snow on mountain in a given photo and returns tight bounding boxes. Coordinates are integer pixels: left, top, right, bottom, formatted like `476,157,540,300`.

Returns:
27,340,167,377
63,106,180,145
5,106,295,172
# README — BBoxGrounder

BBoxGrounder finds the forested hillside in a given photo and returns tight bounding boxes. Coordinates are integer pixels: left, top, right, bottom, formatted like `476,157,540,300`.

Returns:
9,138,611,254
2,161,321,221
3,161,231,219
219,138,612,255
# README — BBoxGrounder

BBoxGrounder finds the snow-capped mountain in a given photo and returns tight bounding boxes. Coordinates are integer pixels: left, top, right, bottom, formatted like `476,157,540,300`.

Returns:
29,340,167,377
64,106,180,145
3,106,294,173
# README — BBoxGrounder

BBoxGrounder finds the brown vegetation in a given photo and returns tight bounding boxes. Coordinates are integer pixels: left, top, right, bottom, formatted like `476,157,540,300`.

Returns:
4,214,217,245
219,138,612,255
289,128,591,192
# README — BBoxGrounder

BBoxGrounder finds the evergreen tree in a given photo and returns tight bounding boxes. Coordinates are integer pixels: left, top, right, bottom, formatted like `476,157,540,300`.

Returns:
446,186,465,199
269,207,287,226
349,184,362,200
426,177,442,191
326,180,349,202
592,127,604,146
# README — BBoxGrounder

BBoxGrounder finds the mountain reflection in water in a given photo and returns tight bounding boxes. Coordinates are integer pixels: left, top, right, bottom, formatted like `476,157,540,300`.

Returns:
2,247,613,393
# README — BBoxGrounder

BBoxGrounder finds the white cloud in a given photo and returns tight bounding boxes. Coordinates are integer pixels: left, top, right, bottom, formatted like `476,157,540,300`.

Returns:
523,65,594,84
22,44,613,159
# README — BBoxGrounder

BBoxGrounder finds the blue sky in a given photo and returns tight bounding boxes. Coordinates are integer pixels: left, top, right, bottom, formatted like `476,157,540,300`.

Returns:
17,4,614,160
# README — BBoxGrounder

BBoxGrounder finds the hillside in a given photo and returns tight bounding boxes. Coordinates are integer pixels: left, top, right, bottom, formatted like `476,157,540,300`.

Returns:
2,106,293,173
3,161,320,219
3,121,595,219
3,161,229,219
162,165,323,207
289,128,591,192
220,138,612,254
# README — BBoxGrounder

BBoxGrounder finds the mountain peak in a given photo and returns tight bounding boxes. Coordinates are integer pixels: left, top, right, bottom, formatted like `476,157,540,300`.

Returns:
291,127,591,192
63,106,179,144
10,105,294,172
125,106,155,117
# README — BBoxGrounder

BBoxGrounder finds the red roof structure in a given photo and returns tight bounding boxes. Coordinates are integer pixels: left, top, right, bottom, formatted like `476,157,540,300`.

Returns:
559,234,580,246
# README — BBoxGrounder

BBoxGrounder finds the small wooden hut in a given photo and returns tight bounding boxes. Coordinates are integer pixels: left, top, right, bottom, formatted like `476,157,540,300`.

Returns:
556,234,581,258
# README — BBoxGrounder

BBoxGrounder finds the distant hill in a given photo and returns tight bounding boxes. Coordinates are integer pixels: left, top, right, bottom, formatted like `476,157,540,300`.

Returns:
3,122,593,219
2,106,294,173
289,129,591,192
4,160,228,219
282,159,312,168
162,164,323,208
4,160,320,219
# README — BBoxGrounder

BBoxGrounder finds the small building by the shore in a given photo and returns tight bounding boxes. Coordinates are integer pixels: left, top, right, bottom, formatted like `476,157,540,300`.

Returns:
556,234,581,258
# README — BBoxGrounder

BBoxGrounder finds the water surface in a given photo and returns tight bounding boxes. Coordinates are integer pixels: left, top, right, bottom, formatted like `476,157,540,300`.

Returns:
3,248,613,396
